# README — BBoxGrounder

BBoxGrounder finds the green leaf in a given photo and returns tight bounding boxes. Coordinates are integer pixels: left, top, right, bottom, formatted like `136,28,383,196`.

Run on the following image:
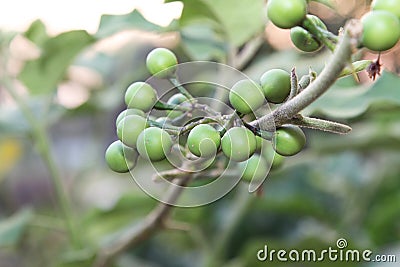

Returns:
173,0,266,47
180,23,226,61
0,208,34,247
96,10,165,39
304,71,400,119
24,19,48,46
19,30,95,95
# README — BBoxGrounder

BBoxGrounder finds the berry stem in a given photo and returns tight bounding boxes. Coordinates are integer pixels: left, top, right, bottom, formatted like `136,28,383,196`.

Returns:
302,16,337,51
169,77,196,104
153,100,191,112
339,59,374,78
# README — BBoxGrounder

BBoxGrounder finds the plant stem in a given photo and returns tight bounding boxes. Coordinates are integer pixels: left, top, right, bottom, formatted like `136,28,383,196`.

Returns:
251,21,360,131
1,78,81,248
94,175,192,267
203,185,255,267
290,115,352,134
169,77,196,104
289,67,299,99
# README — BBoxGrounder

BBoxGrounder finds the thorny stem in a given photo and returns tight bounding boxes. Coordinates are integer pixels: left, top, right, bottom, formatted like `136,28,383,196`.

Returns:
251,21,360,131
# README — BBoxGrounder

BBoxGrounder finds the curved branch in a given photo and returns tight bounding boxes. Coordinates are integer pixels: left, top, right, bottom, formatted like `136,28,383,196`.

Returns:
93,175,191,267
251,20,361,131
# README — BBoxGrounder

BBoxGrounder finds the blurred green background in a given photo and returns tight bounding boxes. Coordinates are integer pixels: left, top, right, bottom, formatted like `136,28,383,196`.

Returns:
0,0,399,266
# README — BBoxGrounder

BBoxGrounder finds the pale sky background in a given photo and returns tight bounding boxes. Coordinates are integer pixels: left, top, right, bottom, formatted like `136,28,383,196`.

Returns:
0,0,183,34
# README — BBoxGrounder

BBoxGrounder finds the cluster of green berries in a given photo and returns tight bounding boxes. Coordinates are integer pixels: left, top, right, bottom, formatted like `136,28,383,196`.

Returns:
267,0,328,52
105,48,307,183
267,0,400,52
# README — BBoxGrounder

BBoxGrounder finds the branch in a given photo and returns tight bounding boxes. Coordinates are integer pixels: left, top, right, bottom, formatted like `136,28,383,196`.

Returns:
251,20,361,131
93,175,191,267
290,115,351,134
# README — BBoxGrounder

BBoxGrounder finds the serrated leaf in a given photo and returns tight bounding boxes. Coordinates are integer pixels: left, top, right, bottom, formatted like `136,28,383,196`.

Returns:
96,10,165,39
19,30,95,95
304,71,400,119
0,208,34,247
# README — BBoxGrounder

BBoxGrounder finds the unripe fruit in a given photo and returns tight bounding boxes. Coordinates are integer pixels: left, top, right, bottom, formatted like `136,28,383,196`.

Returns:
239,154,269,182
105,140,138,173
125,82,157,112
136,127,173,162
221,127,257,162
229,79,264,114
290,15,327,53
267,0,308,29
261,141,285,170
117,115,147,148
361,10,400,51
260,69,291,104
291,27,322,52
187,124,221,158
146,48,178,78
166,93,189,119
273,125,306,156
371,0,400,20
116,109,145,127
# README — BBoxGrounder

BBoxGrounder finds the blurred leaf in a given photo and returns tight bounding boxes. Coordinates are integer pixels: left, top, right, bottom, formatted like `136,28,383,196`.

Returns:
171,0,265,46
96,10,167,39
56,248,96,267
0,96,66,134
180,23,226,61
0,208,34,247
0,138,22,180
83,192,156,243
19,30,95,95
24,19,48,46
304,71,400,119
310,0,336,9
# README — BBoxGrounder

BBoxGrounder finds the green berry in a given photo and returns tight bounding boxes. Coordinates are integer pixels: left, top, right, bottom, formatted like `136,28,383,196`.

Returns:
187,124,221,158
260,69,291,104
125,82,157,112
146,48,178,78
221,127,257,162
229,79,265,114
105,140,138,173
117,115,147,148
372,0,400,20
361,10,400,51
267,0,308,29
273,125,306,156
116,109,145,127
136,127,173,162
239,154,269,182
